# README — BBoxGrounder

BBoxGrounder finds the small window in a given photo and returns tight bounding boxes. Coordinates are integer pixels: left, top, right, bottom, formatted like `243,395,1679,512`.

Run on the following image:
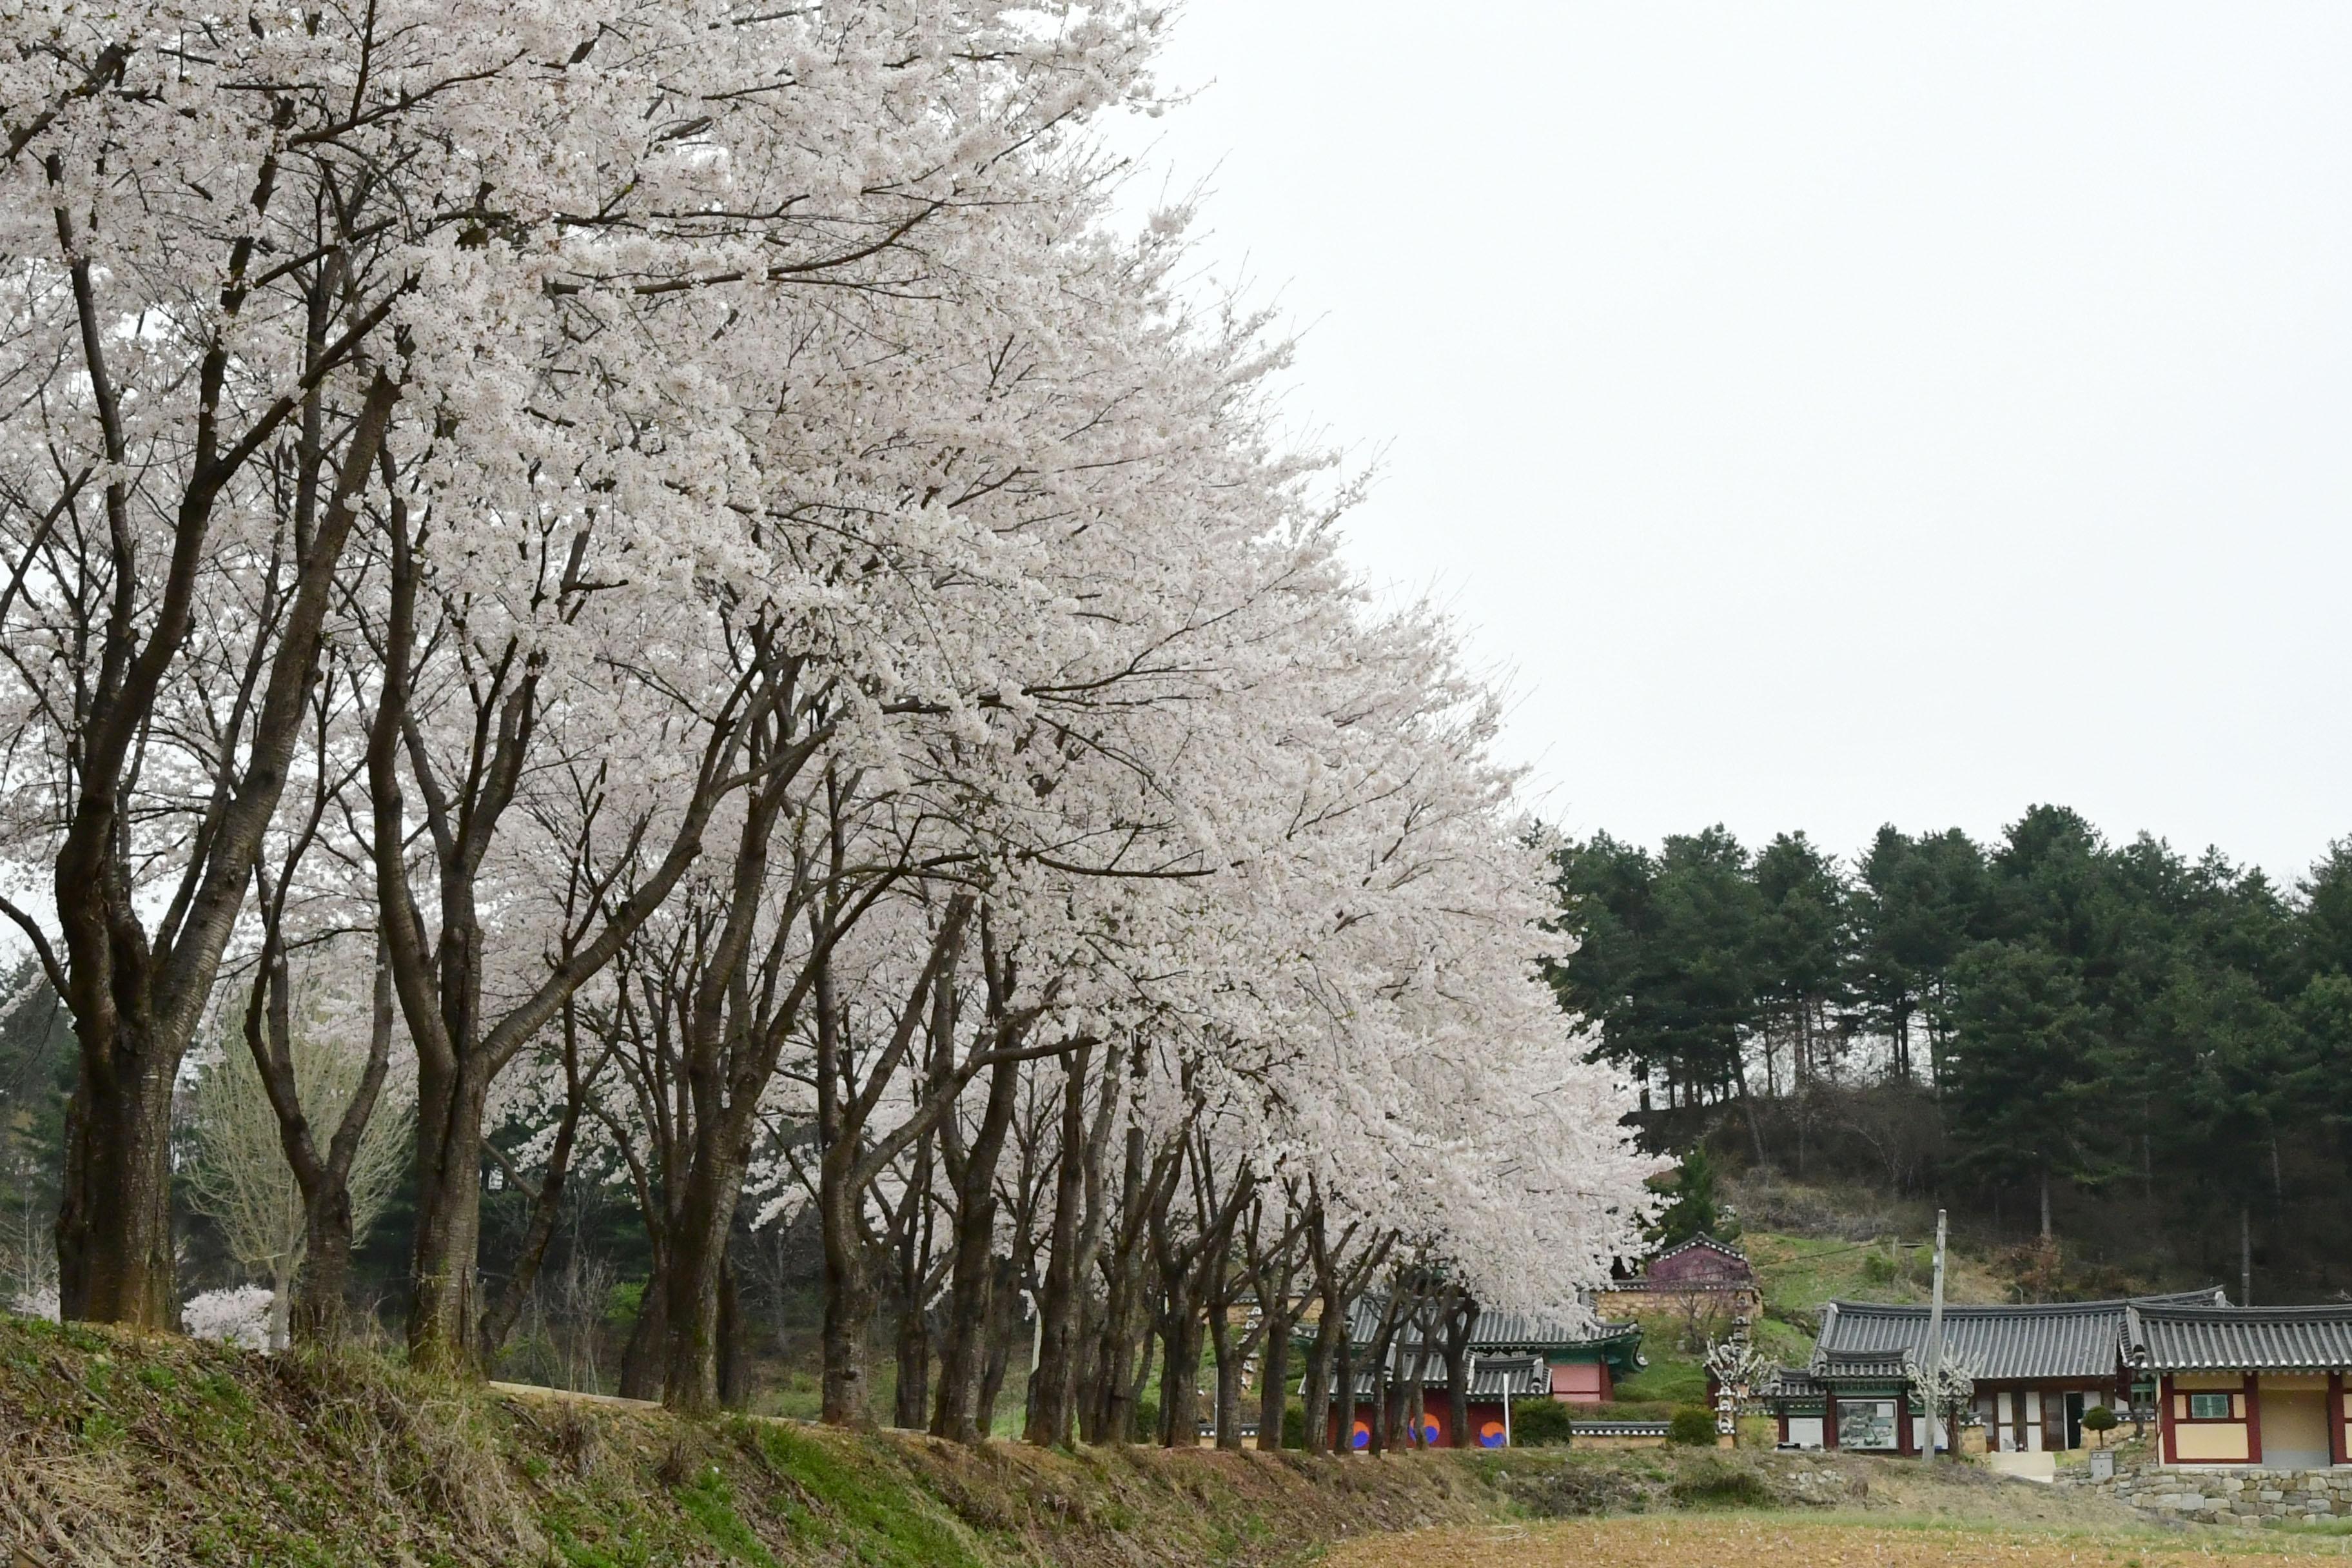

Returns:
2188,1393,2231,1420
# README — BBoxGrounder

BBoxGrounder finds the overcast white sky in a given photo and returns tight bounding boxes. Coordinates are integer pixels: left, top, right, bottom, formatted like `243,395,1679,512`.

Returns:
1109,3,2352,882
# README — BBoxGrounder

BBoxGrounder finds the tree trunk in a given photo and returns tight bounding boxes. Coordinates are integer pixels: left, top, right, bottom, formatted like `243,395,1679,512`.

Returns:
894,1300,933,1429
1444,1295,1476,1452
1332,1325,1355,1456
47,370,398,1334
54,1044,178,1330
1210,1295,1244,1451
1364,1297,1405,1456
1088,1119,1161,1444
407,1059,491,1374
1024,1046,1092,1445
717,1255,750,1410
660,1152,745,1415
818,1147,878,1425
1257,1304,1297,1451
2037,1168,2052,1243
932,1051,1024,1443
978,1255,1024,1438
1157,1296,1205,1449
293,1188,357,1348
1302,1296,1344,1455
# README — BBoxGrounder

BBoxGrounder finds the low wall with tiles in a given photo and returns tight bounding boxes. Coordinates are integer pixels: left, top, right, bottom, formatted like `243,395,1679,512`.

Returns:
2061,1455,2352,1525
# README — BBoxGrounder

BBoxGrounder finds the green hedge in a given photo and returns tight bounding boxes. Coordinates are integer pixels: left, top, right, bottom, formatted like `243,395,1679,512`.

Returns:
1509,1398,1574,1447
1667,1405,1719,1446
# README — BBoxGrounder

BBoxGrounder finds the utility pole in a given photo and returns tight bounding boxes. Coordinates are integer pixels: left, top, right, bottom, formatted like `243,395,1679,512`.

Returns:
1921,1208,1947,1462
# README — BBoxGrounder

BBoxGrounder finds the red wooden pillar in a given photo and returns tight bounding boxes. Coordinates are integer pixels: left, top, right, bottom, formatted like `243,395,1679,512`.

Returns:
2329,1372,2347,1468
2159,1376,2176,1465
1897,1398,1914,1457
1823,1397,1840,1451
2245,1374,2264,1467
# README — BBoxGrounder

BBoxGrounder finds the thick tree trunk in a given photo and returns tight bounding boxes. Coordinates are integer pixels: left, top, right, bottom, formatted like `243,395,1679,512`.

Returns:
894,1301,932,1429
1333,1328,1356,1456
407,1060,491,1374
932,1050,1023,1443
977,1255,1021,1436
1157,1297,1205,1448
818,1148,878,1425
1024,1046,1092,1446
292,1190,357,1347
1301,1300,1343,1455
891,1137,937,1429
1210,1296,1244,1450
48,371,397,1333
660,1155,744,1415
1125,1328,1156,1442
1444,1295,1476,1453
55,1048,177,1329
1257,1308,1296,1451
1364,1295,1406,1456
717,1255,750,1410
1087,1124,1151,1443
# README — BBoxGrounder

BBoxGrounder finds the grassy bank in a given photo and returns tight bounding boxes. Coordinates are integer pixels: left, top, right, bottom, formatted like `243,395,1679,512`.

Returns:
0,1315,2163,1566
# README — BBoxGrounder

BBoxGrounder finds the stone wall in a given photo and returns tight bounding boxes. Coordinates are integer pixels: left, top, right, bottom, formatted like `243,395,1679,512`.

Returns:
2062,1455,2352,1526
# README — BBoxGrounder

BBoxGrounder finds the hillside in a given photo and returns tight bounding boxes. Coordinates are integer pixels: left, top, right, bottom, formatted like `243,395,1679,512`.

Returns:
0,1315,2151,1567
1608,1172,2164,1402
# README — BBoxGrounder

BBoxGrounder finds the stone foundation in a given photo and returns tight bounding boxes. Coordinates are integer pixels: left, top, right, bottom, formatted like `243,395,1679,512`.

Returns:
2062,1455,2352,1526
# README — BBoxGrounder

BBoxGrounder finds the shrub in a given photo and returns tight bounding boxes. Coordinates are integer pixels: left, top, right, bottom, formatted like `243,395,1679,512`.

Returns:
1509,1398,1574,1447
1281,1401,1306,1449
2082,1404,2119,1434
1667,1405,1719,1446
1669,1457,1774,1508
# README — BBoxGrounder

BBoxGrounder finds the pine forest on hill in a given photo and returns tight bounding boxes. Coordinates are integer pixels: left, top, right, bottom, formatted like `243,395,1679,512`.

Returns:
1551,803,2352,1305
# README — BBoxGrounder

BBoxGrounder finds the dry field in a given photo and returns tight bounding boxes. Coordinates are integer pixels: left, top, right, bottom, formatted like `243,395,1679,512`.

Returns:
1324,1516,2352,1567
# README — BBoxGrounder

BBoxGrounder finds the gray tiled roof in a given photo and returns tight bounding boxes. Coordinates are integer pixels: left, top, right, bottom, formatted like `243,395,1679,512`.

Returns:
1812,1289,2226,1382
1814,1352,1916,1383
1345,1298,1642,1353
2125,1304,2352,1373
1329,1354,1551,1400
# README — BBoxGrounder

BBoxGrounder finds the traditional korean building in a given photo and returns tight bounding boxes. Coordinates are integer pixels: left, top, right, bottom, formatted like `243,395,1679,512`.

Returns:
2124,1302,2352,1469
1322,1301,1646,1449
1596,1234,1763,1324
1764,1288,2227,1455
1329,1355,1551,1451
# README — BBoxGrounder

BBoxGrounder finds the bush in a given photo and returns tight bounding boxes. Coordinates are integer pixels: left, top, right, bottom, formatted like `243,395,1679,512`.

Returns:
1667,1405,1719,1446
2081,1404,2119,1434
1281,1401,1306,1449
1669,1457,1774,1508
1509,1398,1574,1447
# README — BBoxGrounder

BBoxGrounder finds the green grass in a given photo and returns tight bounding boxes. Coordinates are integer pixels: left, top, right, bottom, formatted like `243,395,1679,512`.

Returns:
1744,1229,2012,1332
674,1465,778,1567
751,1422,994,1568
1614,1350,1708,1405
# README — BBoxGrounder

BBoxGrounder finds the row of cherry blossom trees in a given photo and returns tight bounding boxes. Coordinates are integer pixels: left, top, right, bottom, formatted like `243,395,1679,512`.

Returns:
0,0,1654,1435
